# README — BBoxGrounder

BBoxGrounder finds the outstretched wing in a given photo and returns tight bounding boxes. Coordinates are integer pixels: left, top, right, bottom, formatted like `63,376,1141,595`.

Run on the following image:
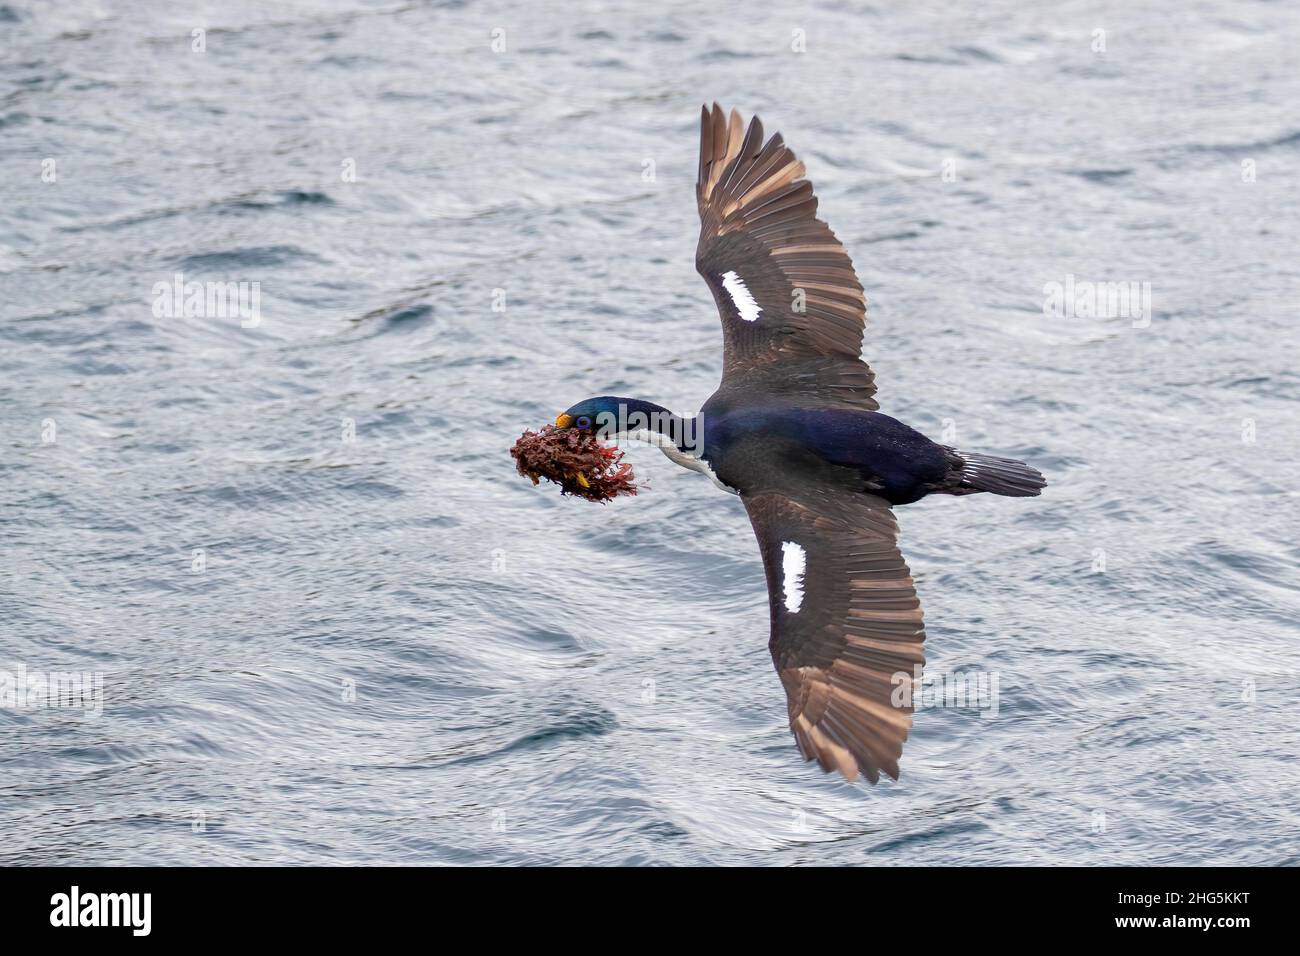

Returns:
743,486,926,783
696,104,878,410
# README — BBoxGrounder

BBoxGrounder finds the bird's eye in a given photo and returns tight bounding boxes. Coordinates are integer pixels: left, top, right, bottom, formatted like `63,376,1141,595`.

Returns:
576,415,592,429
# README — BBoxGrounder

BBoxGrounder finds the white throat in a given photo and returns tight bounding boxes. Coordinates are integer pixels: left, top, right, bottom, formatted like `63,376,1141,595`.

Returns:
623,429,736,495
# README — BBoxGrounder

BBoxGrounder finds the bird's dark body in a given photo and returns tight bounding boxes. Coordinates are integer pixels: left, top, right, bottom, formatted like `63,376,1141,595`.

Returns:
699,403,953,505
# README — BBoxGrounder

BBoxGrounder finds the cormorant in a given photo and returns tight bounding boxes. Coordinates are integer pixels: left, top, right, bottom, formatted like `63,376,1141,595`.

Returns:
553,105,1045,783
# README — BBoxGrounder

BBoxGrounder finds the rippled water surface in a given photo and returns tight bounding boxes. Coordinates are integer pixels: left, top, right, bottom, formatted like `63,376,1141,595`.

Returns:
3,0,1299,865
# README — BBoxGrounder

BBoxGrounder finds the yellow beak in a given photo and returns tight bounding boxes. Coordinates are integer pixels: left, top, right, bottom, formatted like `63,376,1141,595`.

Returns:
555,413,574,428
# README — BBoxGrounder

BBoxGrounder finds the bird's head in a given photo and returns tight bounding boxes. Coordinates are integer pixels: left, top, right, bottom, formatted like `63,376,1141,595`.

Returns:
554,396,623,436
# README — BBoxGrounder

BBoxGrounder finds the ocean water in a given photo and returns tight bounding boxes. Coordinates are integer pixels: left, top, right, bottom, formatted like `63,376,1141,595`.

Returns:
2,0,1298,866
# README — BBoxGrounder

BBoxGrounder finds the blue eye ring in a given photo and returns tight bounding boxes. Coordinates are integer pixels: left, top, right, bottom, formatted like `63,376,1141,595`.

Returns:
575,415,592,429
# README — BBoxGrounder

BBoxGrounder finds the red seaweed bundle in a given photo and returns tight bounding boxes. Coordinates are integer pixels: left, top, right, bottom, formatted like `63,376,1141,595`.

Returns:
510,424,638,503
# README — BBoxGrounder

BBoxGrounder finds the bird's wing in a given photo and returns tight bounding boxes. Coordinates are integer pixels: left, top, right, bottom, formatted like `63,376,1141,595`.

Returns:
696,104,878,410
742,485,926,783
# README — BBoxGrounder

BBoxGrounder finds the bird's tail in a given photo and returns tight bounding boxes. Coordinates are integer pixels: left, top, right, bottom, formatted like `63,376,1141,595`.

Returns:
955,451,1046,497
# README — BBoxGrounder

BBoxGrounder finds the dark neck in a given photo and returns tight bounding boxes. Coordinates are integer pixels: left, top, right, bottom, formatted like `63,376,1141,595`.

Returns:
602,397,695,453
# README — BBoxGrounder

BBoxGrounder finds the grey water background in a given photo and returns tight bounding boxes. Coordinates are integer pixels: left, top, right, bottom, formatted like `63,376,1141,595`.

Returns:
3,0,1299,866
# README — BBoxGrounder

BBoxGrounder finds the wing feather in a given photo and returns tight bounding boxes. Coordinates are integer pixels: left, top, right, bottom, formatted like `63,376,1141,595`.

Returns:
695,104,878,410
743,488,926,783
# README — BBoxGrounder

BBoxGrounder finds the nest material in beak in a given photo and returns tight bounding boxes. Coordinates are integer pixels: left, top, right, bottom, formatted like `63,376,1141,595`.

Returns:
510,424,638,502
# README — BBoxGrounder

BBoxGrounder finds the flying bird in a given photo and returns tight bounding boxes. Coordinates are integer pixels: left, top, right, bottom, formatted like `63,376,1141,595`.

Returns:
553,105,1045,783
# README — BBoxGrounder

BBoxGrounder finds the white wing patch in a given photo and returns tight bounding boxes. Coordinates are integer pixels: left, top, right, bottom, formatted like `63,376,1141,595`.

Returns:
720,270,762,322
780,541,806,613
